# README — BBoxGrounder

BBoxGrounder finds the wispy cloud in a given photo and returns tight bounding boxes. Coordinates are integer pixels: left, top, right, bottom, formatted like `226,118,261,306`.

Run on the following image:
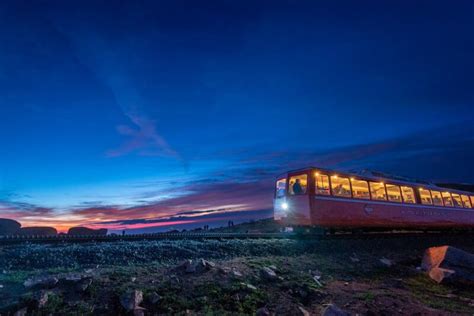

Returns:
107,109,181,159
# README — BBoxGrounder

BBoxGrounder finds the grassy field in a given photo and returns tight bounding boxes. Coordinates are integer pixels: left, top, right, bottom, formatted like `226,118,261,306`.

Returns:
1,221,473,315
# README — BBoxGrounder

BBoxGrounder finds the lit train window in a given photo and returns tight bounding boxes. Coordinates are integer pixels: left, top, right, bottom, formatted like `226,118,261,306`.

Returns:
442,192,453,207
351,179,370,199
315,173,330,195
370,182,387,200
386,184,402,203
419,189,432,205
451,194,462,208
471,196,474,208
430,191,443,206
401,186,416,203
330,176,351,198
461,195,472,208
288,174,307,195
275,179,287,198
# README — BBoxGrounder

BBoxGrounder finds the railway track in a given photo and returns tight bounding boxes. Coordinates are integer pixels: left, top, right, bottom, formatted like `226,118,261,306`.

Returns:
1,230,472,245
0,232,292,244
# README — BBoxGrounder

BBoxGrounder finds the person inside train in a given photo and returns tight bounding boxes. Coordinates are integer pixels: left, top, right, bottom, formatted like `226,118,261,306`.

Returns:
292,179,303,194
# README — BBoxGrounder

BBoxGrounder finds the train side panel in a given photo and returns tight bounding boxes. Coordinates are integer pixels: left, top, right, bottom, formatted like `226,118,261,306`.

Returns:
311,196,474,229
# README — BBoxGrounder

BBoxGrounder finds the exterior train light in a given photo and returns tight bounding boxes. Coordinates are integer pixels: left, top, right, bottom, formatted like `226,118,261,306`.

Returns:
281,202,289,210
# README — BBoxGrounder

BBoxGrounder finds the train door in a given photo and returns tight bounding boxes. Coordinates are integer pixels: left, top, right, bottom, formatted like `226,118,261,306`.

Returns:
285,171,312,225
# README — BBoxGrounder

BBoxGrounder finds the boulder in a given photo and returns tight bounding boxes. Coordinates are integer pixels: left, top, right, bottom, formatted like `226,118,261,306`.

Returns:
67,227,107,236
421,246,474,284
0,218,21,235
19,227,57,236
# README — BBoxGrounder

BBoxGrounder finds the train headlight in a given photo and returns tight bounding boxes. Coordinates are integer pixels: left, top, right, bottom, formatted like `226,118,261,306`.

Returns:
281,202,289,211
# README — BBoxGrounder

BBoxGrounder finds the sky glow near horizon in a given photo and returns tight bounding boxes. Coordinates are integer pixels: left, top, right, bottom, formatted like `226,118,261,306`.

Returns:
0,1,473,232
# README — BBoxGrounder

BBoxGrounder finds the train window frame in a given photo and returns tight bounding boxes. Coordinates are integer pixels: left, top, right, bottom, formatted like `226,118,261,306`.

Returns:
315,173,330,195
288,174,308,195
419,188,432,205
451,193,463,208
369,182,387,201
461,195,472,208
442,192,454,207
386,184,402,203
401,186,416,204
430,190,443,206
275,178,287,198
330,175,351,198
351,178,370,200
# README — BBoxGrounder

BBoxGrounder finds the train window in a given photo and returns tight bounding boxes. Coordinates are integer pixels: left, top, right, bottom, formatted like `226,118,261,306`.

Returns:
461,195,472,208
315,173,330,195
471,196,474,208
419,188,432,205
351,179,370,199
401,186,416,203
442,192,453,207
430,191,443,206
386,184,402,203
370,182,387,200
275,179,286,198
451,194,462,208
330,176,351,197
288,174,307,195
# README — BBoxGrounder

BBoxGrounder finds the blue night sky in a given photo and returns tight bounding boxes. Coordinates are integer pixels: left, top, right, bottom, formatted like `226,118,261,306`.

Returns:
0,0,473,232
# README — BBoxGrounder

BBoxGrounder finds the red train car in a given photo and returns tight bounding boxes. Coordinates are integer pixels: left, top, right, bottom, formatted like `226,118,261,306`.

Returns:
273,167,474,231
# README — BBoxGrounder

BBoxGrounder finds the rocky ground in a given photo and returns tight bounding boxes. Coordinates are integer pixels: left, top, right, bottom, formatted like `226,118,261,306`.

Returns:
0,223,473,315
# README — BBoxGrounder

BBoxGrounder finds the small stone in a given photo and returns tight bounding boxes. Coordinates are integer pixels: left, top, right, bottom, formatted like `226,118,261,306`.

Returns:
13,307,28,316
256,307,270,316
76,278,92,292
322,304,350,316
240,282,257,290
133,308,145,316
313,274,323,287
0,284,3,289
195,259,216,272
149,292,161,304
120,290,144,311
379,258,393,267
131,277,137,282
260,267,277,281
34,290,49,308
24,276,59,289
297,306,310,316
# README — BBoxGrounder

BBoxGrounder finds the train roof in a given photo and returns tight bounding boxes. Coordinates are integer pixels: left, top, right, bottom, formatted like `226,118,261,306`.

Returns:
277,166,474,196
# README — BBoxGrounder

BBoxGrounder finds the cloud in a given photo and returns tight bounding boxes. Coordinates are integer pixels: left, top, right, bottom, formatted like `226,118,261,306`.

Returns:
106,109,181,159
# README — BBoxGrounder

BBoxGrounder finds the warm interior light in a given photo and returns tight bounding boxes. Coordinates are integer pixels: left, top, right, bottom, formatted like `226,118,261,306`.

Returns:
315,172,319,176
350,177,354,181
332,175,338,178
